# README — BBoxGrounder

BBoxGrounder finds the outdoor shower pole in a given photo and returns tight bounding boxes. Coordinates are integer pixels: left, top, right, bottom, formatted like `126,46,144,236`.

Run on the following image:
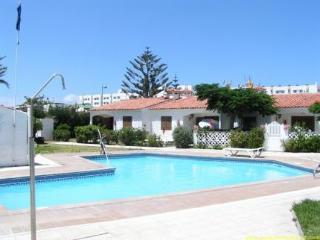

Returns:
27,73,65,240
27,104,36,240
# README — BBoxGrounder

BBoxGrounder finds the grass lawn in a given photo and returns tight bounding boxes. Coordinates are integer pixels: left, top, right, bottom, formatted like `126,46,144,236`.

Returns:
35,143,136,154
293,199,320,239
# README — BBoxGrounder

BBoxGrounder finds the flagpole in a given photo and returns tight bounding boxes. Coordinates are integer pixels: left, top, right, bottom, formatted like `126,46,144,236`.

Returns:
13,0,21,166
13,27,20,125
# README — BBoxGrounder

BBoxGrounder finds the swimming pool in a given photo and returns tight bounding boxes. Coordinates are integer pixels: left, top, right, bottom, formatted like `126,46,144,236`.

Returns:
0,154,310,210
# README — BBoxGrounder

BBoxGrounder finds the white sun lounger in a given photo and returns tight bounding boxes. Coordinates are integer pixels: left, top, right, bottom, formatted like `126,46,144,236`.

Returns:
224,147,264,158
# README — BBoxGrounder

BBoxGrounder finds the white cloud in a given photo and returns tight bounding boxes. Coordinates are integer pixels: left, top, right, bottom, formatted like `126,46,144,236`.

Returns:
63,94,78,104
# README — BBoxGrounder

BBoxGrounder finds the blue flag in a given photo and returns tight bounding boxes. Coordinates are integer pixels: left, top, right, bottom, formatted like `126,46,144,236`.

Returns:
16,4,21,31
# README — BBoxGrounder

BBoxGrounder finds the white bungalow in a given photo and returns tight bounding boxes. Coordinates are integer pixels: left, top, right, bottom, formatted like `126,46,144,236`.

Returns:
90,93,320,142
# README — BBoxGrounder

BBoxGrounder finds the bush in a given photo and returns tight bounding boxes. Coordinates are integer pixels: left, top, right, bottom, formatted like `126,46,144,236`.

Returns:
247,128,265,148
49,105,89,137
230,130,248,148
230,128,265,148
173,126,193,148
135,129,148,145
284,135,320,152
147,134,163,147
99,128,119,145
53,124,71,141
75,125,99,143
118,128,147,146
195,143,223,150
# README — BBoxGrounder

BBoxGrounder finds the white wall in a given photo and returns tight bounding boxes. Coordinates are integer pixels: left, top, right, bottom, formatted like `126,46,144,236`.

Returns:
149,109,219,142
36,118,54,140
90,110,144,130
91,109,219,142
0,107,28,166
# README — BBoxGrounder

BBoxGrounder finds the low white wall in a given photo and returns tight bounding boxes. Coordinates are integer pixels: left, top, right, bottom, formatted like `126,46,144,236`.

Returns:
36,118,54,140
0,107,28,166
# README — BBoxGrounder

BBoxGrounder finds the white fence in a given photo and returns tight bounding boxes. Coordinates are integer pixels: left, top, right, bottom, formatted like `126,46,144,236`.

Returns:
288,131,320,140
194,131,231,147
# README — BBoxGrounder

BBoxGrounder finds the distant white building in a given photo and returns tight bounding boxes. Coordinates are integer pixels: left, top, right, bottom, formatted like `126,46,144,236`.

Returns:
79,85,194,108
262,83,319,95
78,90,133,108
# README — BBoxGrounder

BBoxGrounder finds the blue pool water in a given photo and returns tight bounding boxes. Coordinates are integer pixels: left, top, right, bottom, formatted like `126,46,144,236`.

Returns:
0,154,309,210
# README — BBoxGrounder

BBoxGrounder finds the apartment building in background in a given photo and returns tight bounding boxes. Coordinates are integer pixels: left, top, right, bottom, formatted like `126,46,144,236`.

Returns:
262,83,319,95
78,90,133,108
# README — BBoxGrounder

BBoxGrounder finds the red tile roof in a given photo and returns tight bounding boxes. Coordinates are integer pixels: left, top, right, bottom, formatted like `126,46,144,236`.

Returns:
91,97,168,111
91,94,320,111
274,93,320,108
150,96,207,110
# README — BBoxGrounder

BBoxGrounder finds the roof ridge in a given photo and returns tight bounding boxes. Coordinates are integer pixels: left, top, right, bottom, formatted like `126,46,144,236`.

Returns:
143,98,172,109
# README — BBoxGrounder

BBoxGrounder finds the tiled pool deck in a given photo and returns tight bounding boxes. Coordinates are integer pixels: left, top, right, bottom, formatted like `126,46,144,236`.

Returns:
0,149,319,237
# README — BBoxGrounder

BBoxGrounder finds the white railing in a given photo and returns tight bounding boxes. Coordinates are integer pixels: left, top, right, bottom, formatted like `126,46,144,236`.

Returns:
194,130,231,147
288,131,320,140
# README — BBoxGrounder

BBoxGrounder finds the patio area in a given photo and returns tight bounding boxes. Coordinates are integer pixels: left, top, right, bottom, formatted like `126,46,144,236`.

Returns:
0,148,319,239
2,186,320,240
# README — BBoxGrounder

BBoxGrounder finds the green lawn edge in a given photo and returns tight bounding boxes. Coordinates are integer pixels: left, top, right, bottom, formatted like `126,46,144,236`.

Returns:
293,199,320,239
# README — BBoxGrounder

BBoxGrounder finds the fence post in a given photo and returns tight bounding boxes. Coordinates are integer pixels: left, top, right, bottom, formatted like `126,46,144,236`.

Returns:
193,131,198,145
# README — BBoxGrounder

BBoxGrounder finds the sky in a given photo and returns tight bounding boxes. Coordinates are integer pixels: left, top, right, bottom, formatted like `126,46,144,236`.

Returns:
0,0,319,105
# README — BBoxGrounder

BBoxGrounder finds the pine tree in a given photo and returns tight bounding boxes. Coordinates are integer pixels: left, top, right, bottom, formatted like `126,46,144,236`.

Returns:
0,57,9,88
121,47,172,97
172,74,179,89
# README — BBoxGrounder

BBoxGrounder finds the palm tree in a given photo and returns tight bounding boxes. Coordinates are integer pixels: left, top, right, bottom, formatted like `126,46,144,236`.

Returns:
0,56,9,88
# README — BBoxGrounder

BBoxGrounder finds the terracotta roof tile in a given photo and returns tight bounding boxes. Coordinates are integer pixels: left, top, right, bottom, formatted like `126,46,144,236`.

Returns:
150,96,207,110
274,93,320,108
91,97,168,111
91,93,320,111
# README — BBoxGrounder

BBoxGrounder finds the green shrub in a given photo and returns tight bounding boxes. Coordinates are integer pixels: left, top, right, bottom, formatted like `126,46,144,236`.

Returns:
75,125,99,143
195,143,223,150
135,129,148,145
247,128,265,148
230,128,265,148
53,124,71,141
118,128,147,146
195,143,208,149
147,134,163,147
100,128,119,144
173,126,193,148
230,130,247,148
284,135,320,152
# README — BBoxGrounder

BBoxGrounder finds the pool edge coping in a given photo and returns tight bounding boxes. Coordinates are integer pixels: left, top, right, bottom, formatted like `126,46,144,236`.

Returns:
0,151,316,213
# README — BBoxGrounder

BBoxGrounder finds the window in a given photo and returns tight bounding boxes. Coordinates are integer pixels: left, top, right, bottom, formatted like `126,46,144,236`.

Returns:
123,116,132,128
161,116,172,130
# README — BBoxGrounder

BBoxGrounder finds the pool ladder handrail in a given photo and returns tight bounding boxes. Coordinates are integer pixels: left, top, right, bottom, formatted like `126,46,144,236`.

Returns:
97,129,110,165
313,164,320,178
